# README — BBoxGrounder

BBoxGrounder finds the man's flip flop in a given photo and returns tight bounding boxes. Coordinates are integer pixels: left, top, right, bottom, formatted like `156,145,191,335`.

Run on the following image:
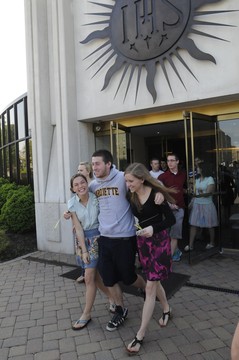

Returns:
72,318,91,330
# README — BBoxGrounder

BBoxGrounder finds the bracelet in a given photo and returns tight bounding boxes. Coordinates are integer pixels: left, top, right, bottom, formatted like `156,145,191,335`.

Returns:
82,250,88,254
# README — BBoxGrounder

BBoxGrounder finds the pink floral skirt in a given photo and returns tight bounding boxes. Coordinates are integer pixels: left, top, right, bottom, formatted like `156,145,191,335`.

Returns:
137,229,172,281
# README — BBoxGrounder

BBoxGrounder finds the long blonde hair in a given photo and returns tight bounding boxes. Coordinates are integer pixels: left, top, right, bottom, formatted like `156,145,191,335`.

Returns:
78,161,93,180
125,162,176,211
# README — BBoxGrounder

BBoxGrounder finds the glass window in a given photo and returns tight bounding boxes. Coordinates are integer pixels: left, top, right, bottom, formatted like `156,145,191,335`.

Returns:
0,95,32,186
218,118,239,165
218,117,239,249
19,140,27,182
9,107,16,142
0,149,3,177
5,147,10,179
17,101,25,139
4,113,8,144
28,139,33,184
10,144,17,182
0,118,2,147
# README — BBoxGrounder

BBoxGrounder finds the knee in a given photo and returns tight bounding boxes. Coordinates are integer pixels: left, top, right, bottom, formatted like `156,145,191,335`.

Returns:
84,271,96,285
145,282,157,297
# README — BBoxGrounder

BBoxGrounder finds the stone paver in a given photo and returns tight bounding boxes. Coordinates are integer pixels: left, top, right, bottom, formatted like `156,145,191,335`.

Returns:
0,250,238,359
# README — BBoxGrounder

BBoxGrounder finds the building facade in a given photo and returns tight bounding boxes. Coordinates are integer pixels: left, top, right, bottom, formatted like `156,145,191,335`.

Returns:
24,0,239,255
0,94,33,186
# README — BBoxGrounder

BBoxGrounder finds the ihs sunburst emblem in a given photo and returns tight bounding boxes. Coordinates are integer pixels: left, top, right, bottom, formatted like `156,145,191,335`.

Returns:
81,0,236,103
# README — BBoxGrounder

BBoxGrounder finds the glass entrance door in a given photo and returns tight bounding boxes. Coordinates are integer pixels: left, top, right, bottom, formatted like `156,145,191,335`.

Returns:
94,121,132,170
94,112,223,262
217,115,239,250
183,111,220,263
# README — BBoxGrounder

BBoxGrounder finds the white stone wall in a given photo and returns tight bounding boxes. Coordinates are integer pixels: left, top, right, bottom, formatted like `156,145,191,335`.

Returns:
24,0,239,253
74,0,239,120
25,0,94,253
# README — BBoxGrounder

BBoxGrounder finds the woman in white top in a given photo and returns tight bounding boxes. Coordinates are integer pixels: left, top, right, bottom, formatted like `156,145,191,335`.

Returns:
185,163,218,251
74,162,93,283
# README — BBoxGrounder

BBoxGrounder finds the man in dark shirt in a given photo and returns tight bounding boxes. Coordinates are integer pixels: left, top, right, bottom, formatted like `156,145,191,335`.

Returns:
158,154,186,261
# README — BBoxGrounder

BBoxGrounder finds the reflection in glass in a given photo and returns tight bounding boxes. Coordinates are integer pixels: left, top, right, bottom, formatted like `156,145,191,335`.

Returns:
10,144,17,182
28,139,33,184
0,120,2,147
218,119,239,166
0,95,32,186
218,118,239,250
9,107,16,142
19,140,28,184
6,147,10,179
17,101,26,139
0,149,3,177
4,113,8,143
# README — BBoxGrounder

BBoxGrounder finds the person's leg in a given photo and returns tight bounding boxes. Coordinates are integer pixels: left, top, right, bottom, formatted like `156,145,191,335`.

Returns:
171,237,178,255
115,237,146,292
97,236,121,304
98,237,127,330
208,227,215,246
95,270,115,311
105,283,128,331
105,282,124,308
189,225,197,248
127,280,157,353
171,209,184,259
131,274,146,290
156,282,171,326
156,281,169,311
72,267,97,329
231,322,239,360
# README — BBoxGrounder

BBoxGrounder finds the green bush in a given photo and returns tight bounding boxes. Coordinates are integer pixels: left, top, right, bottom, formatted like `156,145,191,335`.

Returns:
0,182,18,210
0,178,9,186
1,186,35,233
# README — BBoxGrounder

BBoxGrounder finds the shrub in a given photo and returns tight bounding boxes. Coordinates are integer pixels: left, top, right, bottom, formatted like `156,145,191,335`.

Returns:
1,186,35,233
0,178,9,186
0,182,18,210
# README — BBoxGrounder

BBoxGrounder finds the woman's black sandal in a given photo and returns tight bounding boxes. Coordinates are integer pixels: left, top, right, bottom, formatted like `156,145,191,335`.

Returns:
159,308,172,327
126,336,144,355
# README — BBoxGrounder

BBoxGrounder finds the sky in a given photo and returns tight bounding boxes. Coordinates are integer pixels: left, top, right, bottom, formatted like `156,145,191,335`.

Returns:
0,0,27,113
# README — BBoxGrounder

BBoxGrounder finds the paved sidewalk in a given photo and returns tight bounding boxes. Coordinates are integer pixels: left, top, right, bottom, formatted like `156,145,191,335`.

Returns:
0,250,238,360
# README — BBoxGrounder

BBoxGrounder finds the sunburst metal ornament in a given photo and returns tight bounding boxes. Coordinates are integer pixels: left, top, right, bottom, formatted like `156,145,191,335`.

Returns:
80,0,236,103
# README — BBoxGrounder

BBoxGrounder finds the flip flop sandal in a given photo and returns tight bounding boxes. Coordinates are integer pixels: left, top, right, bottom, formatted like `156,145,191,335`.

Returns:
76,275,85,283
72,318,91,330
159,308,172,327
126,336,144,355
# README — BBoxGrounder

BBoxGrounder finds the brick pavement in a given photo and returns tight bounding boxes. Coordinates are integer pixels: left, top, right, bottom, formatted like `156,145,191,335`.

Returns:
0,250,238,360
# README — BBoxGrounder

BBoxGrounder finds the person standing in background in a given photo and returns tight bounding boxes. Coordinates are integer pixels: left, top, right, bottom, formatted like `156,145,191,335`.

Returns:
149,158,164,179
184,162,218,251
77,161,94,184
160,158,168,172
158,154,186,262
